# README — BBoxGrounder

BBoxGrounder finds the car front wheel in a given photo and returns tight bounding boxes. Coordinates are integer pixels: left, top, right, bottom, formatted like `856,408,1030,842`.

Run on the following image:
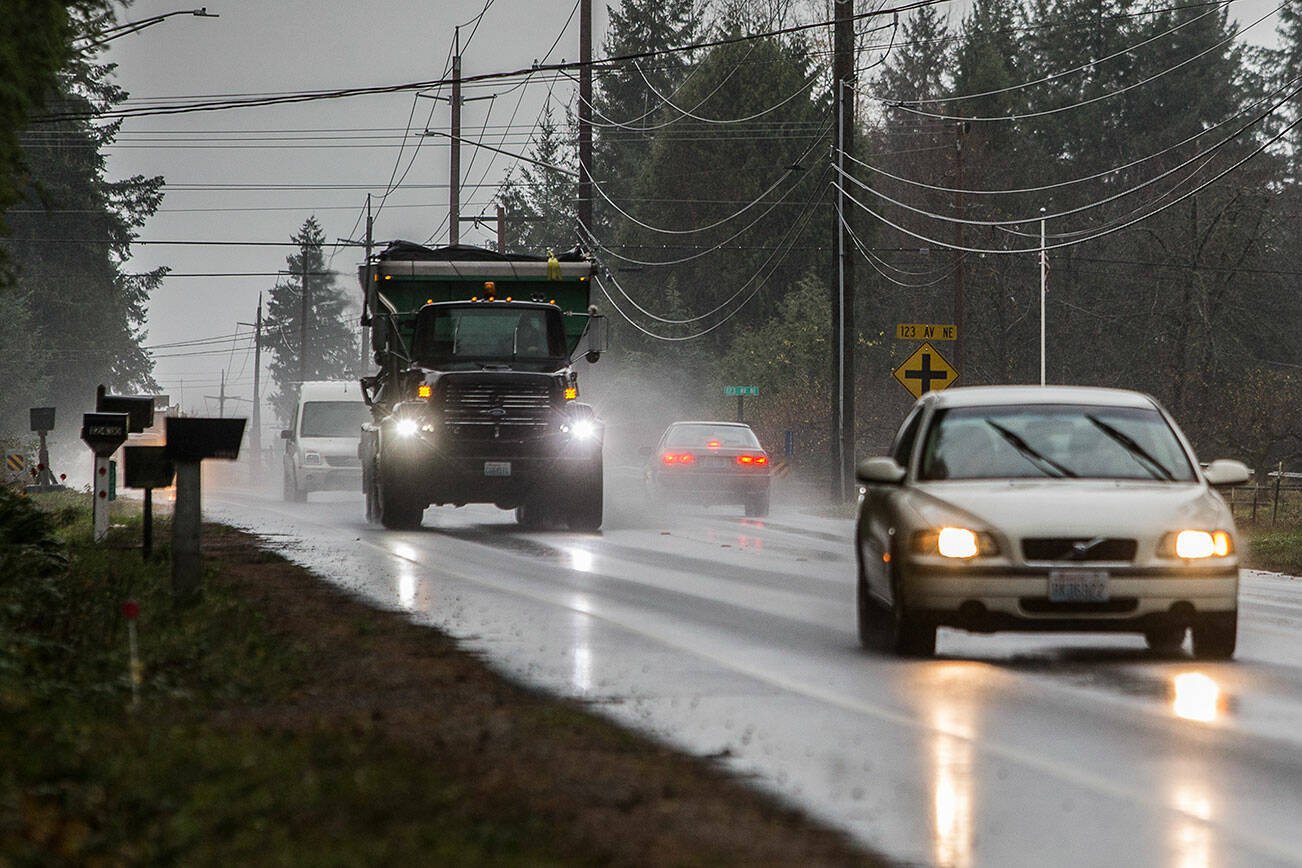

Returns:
1191,612,1236,660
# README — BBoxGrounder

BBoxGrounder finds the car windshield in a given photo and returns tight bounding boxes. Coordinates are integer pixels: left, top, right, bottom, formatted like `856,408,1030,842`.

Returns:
663,424,760,449
917,404,1196,482
300,401,370,438
413,306,566,371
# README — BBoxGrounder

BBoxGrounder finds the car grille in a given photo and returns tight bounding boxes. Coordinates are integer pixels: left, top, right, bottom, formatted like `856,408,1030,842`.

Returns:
442,382,552,439
324,455,361,468
1021,537,1137,562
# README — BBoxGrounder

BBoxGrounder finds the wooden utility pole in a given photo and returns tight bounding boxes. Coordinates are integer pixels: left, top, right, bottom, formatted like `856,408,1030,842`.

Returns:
252,294,262,451
954,122,967,376
831,0,855,502
298,252,309,386
577,0,593,242
450,27,462,246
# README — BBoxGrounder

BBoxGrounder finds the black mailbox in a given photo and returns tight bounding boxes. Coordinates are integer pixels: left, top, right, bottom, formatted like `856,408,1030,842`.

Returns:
124,445,175,489
81,413,129,457
97,385,155,433
165,417,247,461
29,407,55,432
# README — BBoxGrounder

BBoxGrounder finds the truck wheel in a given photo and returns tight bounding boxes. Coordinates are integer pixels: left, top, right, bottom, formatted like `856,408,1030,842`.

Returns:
283,466,306,503
377,451,422,530
363,464,379,524
515,498,547,530
566,459,603,531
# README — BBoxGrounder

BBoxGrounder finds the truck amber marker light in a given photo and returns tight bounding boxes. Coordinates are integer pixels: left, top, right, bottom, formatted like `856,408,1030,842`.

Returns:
418,384,431,398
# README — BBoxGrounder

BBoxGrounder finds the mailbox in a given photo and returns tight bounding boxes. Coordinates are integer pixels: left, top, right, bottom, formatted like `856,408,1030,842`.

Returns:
165,417,246,461
97,385,155,434
123,445,175,489
29,407,55,432
81,413,129,457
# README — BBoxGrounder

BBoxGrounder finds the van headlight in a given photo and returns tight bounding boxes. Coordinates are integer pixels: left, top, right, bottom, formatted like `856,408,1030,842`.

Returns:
303,451,323,466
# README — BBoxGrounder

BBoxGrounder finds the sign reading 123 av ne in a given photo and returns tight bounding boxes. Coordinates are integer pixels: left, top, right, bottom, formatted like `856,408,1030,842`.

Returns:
893,342,958,399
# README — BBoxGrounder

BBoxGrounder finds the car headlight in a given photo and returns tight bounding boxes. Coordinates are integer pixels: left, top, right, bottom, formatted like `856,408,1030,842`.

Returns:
567,418,597,441
912,527,1000,559
303,452,322,466
1170,530,1233,559
394,418,419,438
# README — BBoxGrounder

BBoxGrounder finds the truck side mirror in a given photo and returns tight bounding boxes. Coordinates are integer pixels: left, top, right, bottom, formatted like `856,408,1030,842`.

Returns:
280,429,293,440
584,314,608,364
370,317,388,354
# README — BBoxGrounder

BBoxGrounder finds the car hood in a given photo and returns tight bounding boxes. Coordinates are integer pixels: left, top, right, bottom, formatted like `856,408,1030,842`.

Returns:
904,479,1232,538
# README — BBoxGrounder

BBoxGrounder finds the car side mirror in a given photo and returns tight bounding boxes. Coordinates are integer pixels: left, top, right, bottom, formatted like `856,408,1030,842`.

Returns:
1203,459,1250,487
856,456,906,485
638,445,653,457
280,429,293,441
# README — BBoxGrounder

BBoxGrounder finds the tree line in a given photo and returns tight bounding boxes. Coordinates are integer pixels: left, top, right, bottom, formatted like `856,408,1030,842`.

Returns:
500,0,1302,475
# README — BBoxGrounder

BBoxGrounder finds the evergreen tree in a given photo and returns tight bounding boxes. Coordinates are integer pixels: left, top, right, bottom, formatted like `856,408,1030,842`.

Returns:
497,100,577,253
593,0,701,232
263,217,359,424
4,12,164,417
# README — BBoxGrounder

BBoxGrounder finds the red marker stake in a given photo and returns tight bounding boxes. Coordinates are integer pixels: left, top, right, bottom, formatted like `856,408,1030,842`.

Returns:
122,600,141,710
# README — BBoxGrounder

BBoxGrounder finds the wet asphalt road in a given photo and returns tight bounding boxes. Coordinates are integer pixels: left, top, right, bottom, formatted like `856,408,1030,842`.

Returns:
207,470,1302,867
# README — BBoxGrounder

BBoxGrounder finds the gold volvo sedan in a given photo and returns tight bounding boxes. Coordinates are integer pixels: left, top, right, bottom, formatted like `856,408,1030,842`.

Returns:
855,386,1250,658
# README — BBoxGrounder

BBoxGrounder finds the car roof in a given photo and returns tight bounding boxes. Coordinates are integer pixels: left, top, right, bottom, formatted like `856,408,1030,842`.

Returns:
665,420,754,429
923,385,1158,410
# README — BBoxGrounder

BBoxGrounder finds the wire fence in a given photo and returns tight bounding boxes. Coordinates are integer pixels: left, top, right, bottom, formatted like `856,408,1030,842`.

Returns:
1227,472,1302,525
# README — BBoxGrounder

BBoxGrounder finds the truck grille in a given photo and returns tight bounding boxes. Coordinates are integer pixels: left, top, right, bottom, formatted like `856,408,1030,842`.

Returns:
442,382,552,439
1021,537,1137,562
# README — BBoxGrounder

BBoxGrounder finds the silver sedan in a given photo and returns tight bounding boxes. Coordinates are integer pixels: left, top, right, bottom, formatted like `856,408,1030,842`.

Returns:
855,385,1250,658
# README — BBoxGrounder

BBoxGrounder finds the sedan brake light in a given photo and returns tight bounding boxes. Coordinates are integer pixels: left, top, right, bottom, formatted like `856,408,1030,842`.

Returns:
736,454,768,467
662,452,696,465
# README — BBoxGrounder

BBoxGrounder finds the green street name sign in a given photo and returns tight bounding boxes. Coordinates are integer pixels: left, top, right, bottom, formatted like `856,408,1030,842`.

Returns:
724,386,759,397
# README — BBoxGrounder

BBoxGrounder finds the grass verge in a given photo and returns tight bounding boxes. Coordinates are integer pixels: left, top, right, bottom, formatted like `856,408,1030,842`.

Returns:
0,489,881,866
1240,521,1302,576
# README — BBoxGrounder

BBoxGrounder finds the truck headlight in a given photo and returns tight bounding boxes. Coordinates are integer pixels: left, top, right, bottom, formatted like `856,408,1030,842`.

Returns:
570,418,597,441
394,418,419,438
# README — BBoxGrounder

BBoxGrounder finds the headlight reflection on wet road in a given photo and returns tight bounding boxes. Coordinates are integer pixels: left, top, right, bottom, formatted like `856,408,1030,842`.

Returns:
922,663,981,868
1172,672,1221,724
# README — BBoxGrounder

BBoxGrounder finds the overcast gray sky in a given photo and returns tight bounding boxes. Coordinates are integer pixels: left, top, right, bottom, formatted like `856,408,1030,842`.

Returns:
102,0,1285,421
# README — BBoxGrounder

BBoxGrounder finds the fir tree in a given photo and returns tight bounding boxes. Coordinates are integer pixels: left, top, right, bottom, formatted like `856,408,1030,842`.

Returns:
263,217,359,424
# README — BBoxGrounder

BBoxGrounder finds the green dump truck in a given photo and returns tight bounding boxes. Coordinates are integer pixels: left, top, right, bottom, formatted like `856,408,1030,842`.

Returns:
358,241,607,530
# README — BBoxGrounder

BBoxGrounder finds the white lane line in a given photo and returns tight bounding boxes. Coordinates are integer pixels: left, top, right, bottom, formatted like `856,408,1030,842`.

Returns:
208,497,1302,865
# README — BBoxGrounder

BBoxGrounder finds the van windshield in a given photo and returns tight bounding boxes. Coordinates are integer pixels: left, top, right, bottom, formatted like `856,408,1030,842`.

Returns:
300,401,369,438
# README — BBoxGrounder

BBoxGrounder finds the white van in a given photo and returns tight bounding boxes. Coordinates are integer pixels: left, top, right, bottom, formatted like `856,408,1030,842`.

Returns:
282,380,370,501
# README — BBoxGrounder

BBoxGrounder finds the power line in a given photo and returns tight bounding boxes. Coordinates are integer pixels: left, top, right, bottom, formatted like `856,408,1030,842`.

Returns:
32,0,950,123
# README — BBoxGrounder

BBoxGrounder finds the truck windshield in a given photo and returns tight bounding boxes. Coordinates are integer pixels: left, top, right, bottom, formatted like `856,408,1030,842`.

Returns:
413,306,566,370
300,401,370,438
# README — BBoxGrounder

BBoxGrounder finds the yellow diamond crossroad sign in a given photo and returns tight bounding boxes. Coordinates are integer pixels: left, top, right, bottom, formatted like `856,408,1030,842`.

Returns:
893,342,958,399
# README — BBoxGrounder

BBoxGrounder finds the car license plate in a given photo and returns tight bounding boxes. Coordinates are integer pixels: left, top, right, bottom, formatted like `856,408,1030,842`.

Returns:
1048,570,1109,603
483,461,511,477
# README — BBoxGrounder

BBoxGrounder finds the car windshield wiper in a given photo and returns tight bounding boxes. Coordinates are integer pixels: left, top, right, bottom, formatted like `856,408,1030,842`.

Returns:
1086,415,1175,481
984,420,1078,478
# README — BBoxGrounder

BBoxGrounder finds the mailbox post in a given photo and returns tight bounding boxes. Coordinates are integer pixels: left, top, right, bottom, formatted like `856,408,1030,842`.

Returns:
165,417,246,604
124,446,175,560
81,413,129,541
29,407,57,489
